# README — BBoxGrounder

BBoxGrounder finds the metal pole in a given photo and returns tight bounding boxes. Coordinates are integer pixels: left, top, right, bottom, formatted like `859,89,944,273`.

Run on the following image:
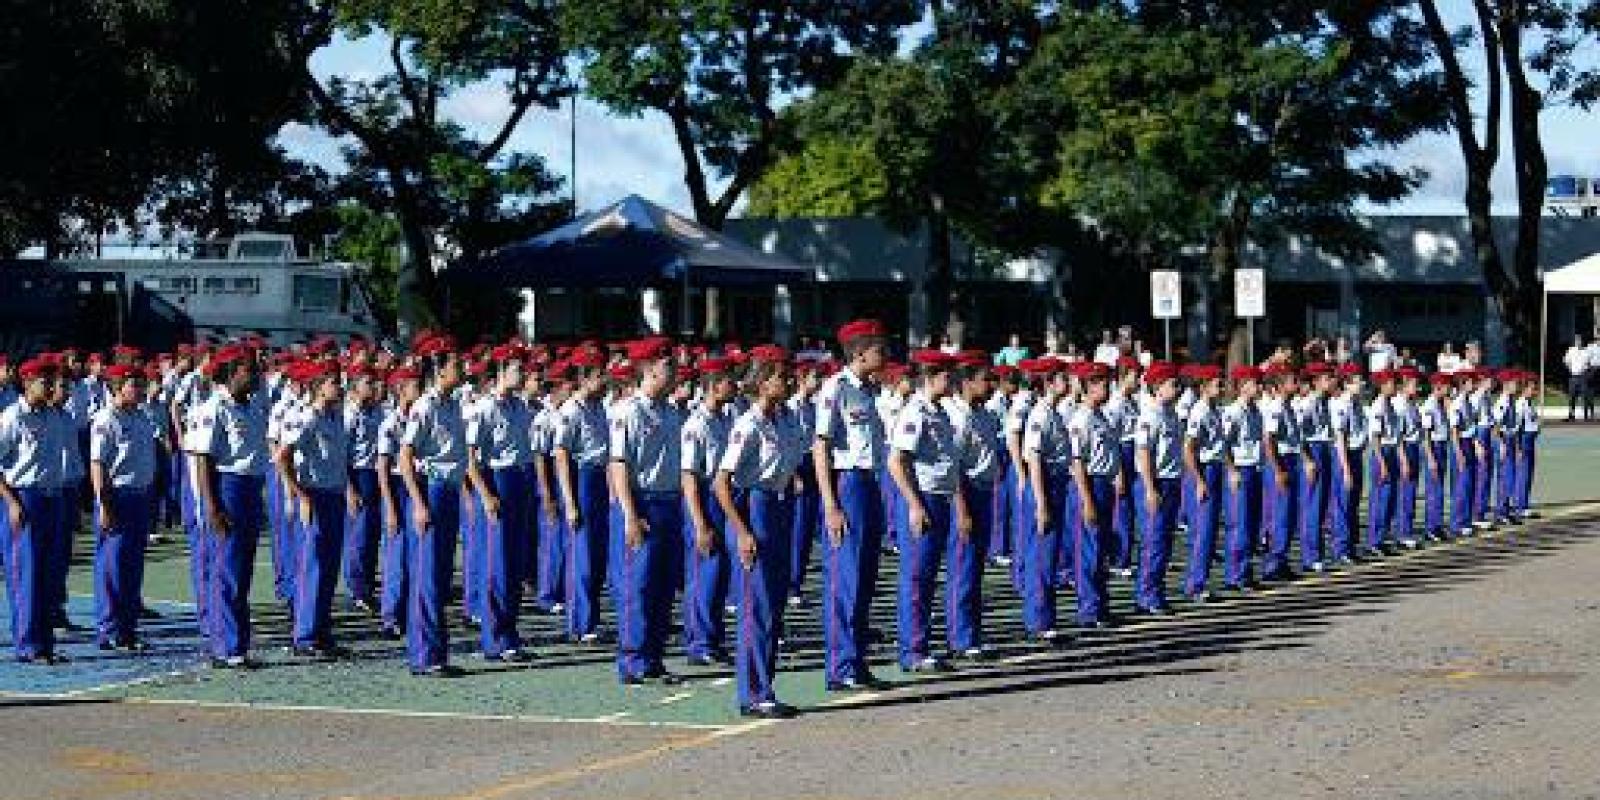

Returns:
1247,318,1255,365
1163,319,1171,361
569,95,578,216
1539,286,1549,414
680,268,691,337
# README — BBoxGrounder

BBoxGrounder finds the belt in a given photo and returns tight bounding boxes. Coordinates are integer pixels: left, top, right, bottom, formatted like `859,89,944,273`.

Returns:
21,487,66,497
635,489,680,498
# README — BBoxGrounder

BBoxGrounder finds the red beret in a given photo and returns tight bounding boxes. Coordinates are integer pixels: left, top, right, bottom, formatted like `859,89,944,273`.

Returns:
836,319,887,346
568,348,605,369
111,344,142,359
1144,362,1178,385
143,364,163,382
909,349,958,369
102,364,139,382
1261,362,1291,378
1371,369,1396,384
1116,356,1140,370
608,364,636,382
466,359,489,377
386,367,421,385
697,357,732,376
626,337,672,362
1337,363,1364,378
1190,365,1223,381
1080,363,1111,381
1301,362,1332,378
1397,367,1422,382
1017,358,1058,376
749,345,790,364
992,365,1016,378
1496,368,1522,382
17,359,54,381
674,365,696,383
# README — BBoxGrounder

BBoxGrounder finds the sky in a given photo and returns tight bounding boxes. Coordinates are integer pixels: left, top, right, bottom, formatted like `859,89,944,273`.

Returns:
282,1,1600,222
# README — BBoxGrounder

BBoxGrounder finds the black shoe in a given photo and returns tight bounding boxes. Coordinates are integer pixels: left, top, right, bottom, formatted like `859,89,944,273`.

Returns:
20,652,70,665
210,655,253,670
1135,605,1173,617
98,640,118,651
644,668,684,686
484,648,535,663
411,664,463,678
292,645,337,662
118,637,151,653
138,606,162,620
1076,619,1110,630
350,598,379,616
826,674,890,692
684,654,717,668
953,647,990,662
739,702,797,719
900,656,953,674
378,624,403,640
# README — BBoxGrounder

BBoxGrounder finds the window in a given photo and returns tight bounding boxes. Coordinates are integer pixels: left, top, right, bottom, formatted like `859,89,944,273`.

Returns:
203,277,228,293
232,277,260,293
200,276,260,294
293,274,340,312
150,276,195,293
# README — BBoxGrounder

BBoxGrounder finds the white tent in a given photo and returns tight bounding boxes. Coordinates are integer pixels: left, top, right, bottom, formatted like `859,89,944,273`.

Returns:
1539,253,1600,409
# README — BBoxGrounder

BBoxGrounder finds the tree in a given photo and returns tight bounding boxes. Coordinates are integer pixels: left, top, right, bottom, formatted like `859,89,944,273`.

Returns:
0,0,308,256
293,0,570,333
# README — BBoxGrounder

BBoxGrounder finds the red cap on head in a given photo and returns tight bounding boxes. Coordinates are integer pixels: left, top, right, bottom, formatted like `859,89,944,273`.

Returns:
102,364,138,382
1497,368,1522,382
1302,362,1332,378
567,347,605,369
626,338,672,363
749,345,790,364
992,364,1016,379
1371,369,1396,384
1230,365,1262,382
909,349,958,369
1116,356,1140,370
1080,362,1111,381
836,319,887,346
1191,365,1223,381
1144,362,1178,386
386,367,421,385
1397,367,1422,382
696,357,732,376
608,364,636,382
17,359,54,381
1337,363,1364,378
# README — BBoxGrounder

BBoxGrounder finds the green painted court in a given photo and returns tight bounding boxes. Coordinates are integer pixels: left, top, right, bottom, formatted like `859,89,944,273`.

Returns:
5,426,1598,731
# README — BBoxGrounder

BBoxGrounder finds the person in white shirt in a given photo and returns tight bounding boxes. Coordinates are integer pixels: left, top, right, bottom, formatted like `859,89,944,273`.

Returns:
1562,335,1590,421
1092,330,1121,367
1363,330,1397,373
1583,338,1600,419
1436,342,1463,375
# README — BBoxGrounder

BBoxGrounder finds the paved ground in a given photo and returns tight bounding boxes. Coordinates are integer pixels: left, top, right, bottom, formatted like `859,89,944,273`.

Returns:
4,427,1600,799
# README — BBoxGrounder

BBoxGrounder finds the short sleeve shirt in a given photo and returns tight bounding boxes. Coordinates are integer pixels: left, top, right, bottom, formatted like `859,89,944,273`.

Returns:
814,369,885,470
186,389,269,476
890,394,959,495
89,406,157,489
399,391,468,484
609,395,683,494
718,406,807,491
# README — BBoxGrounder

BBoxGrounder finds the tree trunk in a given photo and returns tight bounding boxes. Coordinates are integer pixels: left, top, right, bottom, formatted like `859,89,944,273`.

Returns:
1499,9,1546,365
925,196,955,346
389,171,439,337
1203,193,1251,362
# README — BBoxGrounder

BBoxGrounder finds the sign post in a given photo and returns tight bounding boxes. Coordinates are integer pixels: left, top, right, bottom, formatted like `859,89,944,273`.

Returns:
1150,270,1182,360
1235,267,1266,365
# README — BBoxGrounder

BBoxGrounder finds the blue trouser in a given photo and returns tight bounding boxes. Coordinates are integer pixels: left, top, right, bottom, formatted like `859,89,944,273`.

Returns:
480,467,528,657
94,487,152,645
408,479,461,670
951,485,991,652
1073,474,1118,624
160,443,183,528
1262,458,1302,578
896,490,950,666
1224,466,1261,588
1396,443,1421,540
268,469,295,604
682,488,729,660
734,488,792,710
1299,441,1332,568
989,456,1015,560
534,486,566,612
878,466,901,550
292,487,345,649
207,473,264,659
1514,432,1538,514
46,485,77,624
822,469,884,684
1495,436,1517,521
344,468,381,604
1330,449,1364,559
6,487,62,658
1134,476,1180,610
1424,441,1449,533
1007,468,1028,593
181,458,209,632
1055,479,1079,590
1109,442,1137,570
1182,462,1224,595
787,456,818,600
611,491,681,680
380,479,410,630
462,476,485,622
1451,440,1477,532
1019,467,1066,634
520,465,539,587
1472,433,1493,522
566,464,609,638
1366,446,1398,549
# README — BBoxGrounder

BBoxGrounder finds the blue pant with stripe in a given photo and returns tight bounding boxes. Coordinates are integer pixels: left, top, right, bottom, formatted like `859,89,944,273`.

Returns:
682,487,729,660
408,479,461,671
1472,433,1493,522
1514,432,1538,514
787,456,818,600
566,464,610,639
1262,458,1302,577
344,468,381,604
93,487,152,645
1073,474,1118,624
1451,440,1477,532
611,491,681,680
1299,442,1332,568
207,473,264,659
1183,462,1224,595
1109,442,1137,570
951,485,992,652
534,493,566,612
292,487,346,649
1020,468,1066,634
380,480,410,630
733,488,792,710
1396,443,1421,540
896,490,950,666
479,467,528,657
6,487,62,659
1134,476,1180,610
1495,436,1517,522
1330,450,1363,559
1366,447,1398,549
821,469,884,684
1423,441,1449,533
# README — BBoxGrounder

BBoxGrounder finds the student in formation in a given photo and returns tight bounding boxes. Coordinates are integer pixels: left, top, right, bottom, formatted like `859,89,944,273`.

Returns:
1220,366,1264,592
1258,363,1305,583
1364,370,1403,557
679,357,737,666
1105,360,1143,578
275,362,351,660
1019,358,1071,639
187,346,269,669
1180,365,1226,602
812,319,892,690
1328,364,1368,566
464,346,536,662
1514,373,1540,521
943,350,1001,658
530,366,569,616
1067,362,1123,626
343,365,386,615
1417,371,1455,541
375,367,422,639
608,337,685,685
554,347,611,645
1448,370,1480,538
1490,370,1522,527
1392,368,1426,547
785,360,823,606
887,349,964,671
398,340,469,677
0,358,70,663
713,346,806,719
1132,362,1182,615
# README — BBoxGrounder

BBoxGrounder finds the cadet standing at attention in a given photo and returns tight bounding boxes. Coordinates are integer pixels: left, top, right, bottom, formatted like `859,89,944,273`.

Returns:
1132,362,1182,615
464,347,536,662
275,362,351,660
554,347,611,645
679,356,736,667
1181,365,1226,602
1067,363,1123,627
944,350,1000,659
89,364,157,651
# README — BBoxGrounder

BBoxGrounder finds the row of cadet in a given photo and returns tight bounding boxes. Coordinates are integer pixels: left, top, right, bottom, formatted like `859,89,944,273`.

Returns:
0,324,1542,719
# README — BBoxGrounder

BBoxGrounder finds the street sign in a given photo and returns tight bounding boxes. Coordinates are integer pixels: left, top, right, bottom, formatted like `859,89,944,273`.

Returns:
1235,268,1266,318
1150,270,1182,319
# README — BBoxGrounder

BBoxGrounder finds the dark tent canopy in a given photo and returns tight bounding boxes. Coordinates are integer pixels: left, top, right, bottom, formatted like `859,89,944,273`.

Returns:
451,195,811,288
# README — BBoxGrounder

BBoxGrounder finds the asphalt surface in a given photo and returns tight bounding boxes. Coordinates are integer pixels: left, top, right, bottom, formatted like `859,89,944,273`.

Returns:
5,504,1600,800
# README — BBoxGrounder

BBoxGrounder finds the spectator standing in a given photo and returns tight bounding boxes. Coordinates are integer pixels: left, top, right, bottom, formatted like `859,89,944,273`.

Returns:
1364,330,1397,373
995,333,1029,367
1584,336,1600,419
1093,330,1120,366
1436,342,1462,374
1563,335,1590,421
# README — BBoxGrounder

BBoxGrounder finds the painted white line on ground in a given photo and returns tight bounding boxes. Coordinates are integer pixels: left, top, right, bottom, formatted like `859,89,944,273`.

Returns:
656,691,693,706
110,696,735,731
